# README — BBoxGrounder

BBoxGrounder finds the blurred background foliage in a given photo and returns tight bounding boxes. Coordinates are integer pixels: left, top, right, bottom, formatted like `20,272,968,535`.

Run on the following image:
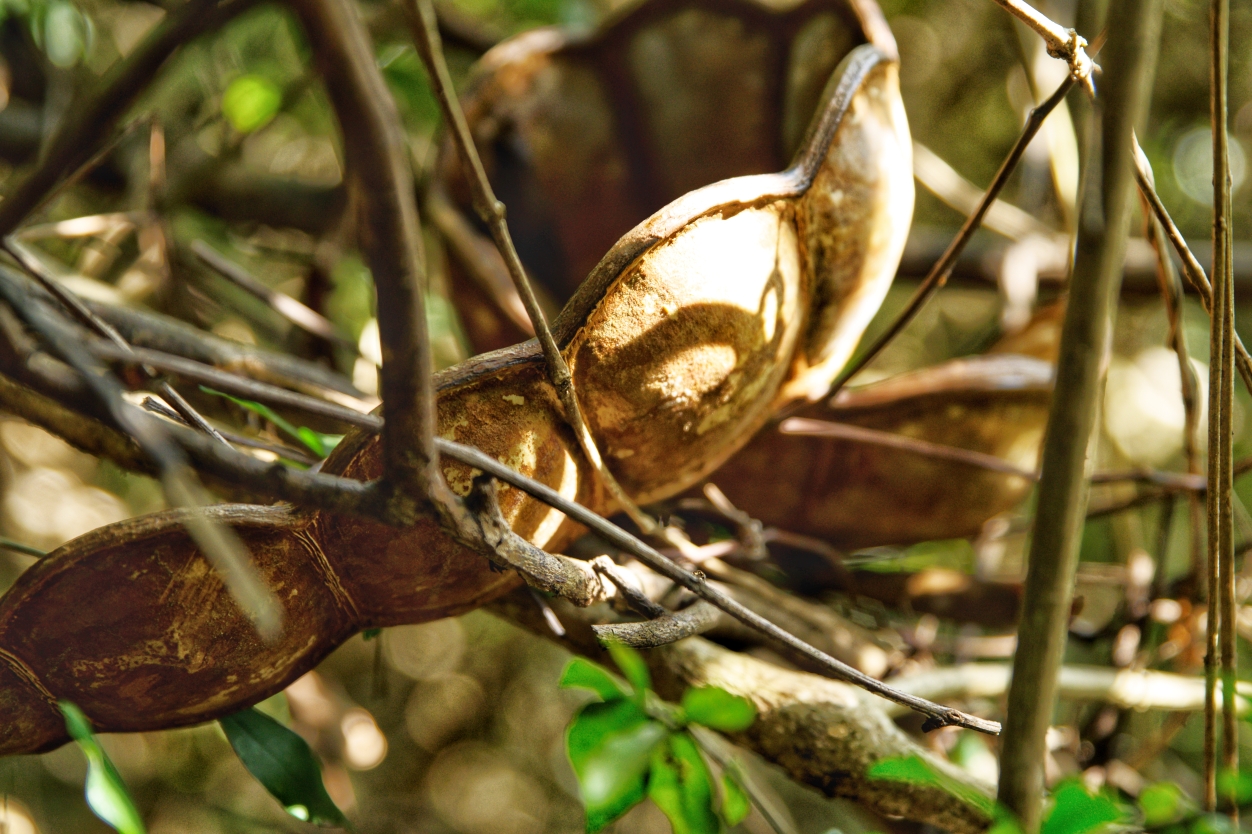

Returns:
0,0,1247,831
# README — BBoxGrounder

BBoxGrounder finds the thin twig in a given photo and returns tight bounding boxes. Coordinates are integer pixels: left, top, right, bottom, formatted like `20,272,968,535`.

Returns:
5,239,231,447
0,537,45,558
823,76,1075,400
190,240,354,349
142,396,318,465
781,417,1037,480
1132,140,1252,394
1135,144,1204,588
988,0,1097,93
403,0,672,543
997,1,1164,825
592,602,722,648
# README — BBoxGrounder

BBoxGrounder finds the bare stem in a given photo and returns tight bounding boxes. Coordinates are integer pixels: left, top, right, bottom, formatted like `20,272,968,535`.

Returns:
996,0,1164,826
1210,0,1237,815
290,0,438,522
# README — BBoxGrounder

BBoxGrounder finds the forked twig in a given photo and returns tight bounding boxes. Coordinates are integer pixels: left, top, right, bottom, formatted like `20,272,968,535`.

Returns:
436,439,1001,734
824,75,1075,399
988,0,1096,94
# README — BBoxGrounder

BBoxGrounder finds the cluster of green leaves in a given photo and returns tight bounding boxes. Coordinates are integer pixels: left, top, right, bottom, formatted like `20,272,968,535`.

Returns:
201,387,343,458
868,751,1240,834
561,642,756,833
60,700,351,832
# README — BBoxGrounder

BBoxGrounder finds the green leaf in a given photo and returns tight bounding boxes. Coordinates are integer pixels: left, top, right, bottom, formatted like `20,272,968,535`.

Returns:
566,699,666,833
219,708,351,829
59,702,147,834
560,658,629,702
42,1,87,67
1139,782,1188,828
681,687,756,732
1189,813,1238,834
1215,768,1252,807
1041,778,1126,834
200,387,340,456
866,755,995,816
719,771,751,827
567,703,665,832
605,640,650,696
648,731,720,834
222,75,282,133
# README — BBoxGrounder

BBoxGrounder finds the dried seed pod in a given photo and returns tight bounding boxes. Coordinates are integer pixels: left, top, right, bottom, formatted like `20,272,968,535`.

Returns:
710,353,1053,549
0,1,911,754
433,0,903,357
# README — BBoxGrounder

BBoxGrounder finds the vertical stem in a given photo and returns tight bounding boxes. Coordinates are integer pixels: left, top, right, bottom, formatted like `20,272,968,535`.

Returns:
290,0,438,522
1209,0,1237,815
996,1,1163,827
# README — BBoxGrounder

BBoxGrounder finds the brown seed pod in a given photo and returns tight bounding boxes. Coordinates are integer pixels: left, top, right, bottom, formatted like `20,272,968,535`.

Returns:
0,2,911,754
710,353,1053,550
432,0,903,358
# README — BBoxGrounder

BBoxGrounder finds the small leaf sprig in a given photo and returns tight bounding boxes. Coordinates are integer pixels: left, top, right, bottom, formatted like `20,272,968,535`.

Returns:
561,642,758,834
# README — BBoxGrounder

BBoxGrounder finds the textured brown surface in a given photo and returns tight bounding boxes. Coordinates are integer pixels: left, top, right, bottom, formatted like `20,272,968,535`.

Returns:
0,0,912,754
712,354,1053,549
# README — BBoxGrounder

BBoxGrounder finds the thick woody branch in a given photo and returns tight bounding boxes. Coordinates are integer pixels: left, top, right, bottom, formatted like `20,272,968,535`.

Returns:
289,0,437,522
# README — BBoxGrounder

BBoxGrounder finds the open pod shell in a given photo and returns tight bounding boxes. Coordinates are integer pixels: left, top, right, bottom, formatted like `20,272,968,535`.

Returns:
0,0,910,754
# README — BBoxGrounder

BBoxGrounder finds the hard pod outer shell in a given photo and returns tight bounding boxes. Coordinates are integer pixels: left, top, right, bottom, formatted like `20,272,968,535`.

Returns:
0,31,912,754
